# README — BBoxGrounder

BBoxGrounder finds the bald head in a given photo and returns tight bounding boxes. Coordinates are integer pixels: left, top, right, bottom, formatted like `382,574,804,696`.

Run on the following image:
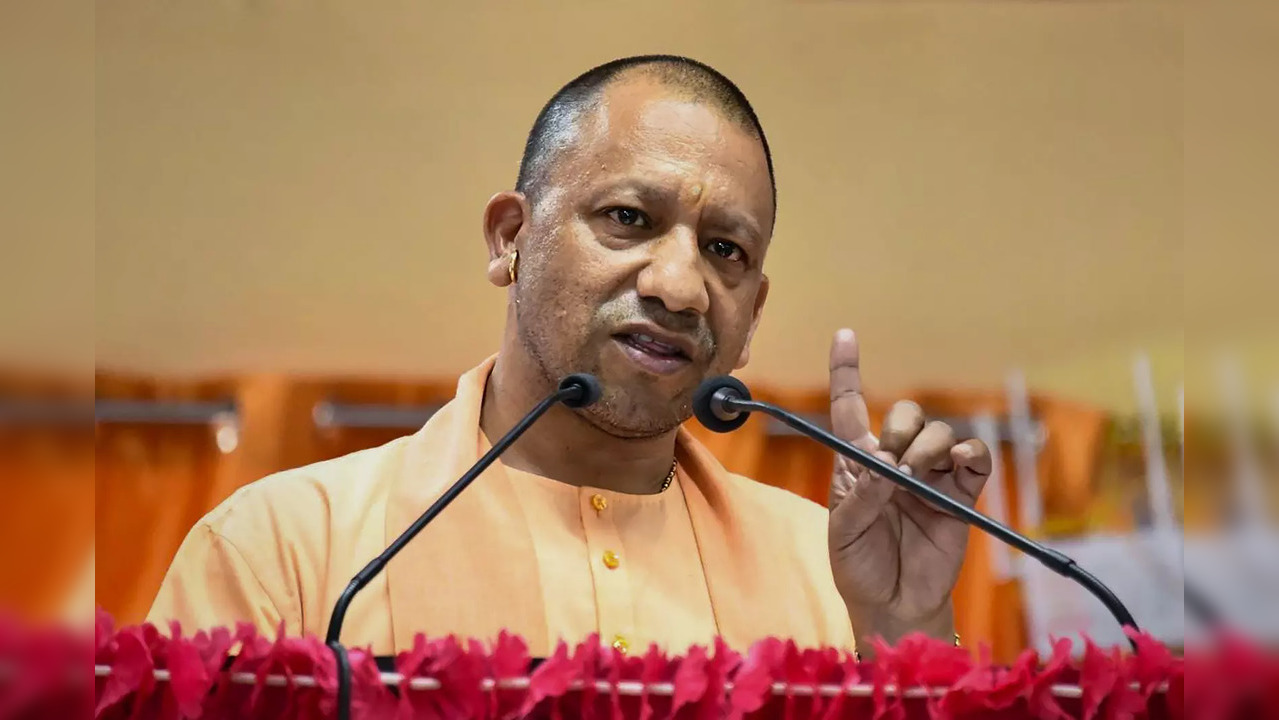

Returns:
515,55,776,222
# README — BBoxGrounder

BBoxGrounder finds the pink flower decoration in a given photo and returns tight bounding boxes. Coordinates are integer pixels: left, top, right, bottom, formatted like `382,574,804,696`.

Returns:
74,608,1199,720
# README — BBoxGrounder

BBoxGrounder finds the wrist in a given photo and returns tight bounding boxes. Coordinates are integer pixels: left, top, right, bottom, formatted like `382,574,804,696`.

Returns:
848,600,955,659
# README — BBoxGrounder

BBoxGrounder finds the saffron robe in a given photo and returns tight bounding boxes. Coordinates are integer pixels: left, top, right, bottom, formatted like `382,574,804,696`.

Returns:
148,356,855,655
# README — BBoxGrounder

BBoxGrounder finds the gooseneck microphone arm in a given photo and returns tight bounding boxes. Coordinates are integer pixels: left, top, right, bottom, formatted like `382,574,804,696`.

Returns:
694,376,1140,649
326,373,602,720
325,372,602,645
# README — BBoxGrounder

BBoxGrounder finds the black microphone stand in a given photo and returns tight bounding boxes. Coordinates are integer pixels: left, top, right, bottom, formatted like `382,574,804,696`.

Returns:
697,377,1141,650
325,373,601,720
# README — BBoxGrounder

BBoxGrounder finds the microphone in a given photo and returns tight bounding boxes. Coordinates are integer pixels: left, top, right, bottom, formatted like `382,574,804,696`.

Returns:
325,373,601,720
692,375,1142,648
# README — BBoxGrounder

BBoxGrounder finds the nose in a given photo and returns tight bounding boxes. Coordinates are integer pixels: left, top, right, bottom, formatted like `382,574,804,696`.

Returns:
635,229,711,316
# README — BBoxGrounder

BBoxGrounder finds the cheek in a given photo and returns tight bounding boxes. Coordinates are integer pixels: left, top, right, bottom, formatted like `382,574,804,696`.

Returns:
708,309,754,366
540,224,620,300
524,222,579,284
522,232,609,327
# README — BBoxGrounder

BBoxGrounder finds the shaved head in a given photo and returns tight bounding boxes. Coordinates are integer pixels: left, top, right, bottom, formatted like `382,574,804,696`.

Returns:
515,55,776,223
483,54,775,438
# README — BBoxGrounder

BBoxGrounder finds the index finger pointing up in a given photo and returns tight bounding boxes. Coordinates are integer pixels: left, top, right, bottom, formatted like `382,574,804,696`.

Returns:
829,328,877,452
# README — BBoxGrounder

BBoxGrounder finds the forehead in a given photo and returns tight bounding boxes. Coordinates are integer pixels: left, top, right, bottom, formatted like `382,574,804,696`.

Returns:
559,78,775,229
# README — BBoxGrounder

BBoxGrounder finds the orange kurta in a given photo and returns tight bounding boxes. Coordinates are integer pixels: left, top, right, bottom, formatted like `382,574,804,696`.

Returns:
148,356,854,655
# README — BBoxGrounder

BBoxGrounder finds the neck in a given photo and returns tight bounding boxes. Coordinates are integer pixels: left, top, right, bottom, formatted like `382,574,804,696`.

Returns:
480,348,677,496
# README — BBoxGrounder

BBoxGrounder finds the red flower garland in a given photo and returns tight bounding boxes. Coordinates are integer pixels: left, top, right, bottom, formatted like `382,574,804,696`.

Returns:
0,609,1268,719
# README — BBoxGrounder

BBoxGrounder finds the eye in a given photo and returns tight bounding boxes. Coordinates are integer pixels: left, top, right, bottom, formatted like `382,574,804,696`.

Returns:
605,207,652,229
707,239,746,263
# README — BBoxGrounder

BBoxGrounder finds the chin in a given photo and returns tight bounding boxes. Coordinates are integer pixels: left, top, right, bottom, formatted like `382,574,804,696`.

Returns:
580,385,692,439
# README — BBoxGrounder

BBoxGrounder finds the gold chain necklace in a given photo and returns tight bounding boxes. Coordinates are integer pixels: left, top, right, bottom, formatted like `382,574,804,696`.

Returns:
660,460,677,492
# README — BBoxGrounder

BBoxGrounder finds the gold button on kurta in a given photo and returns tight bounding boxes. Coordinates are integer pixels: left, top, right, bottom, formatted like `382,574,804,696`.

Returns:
507,458,719,653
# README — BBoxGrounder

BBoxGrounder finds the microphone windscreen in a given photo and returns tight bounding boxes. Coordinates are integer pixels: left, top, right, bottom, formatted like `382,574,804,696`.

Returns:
559,373,603,408
692,375,751,433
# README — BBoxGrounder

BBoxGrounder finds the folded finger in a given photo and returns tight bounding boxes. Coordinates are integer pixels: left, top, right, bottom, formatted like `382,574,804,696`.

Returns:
879,400,925,459
951,438,993,503
897,420,957,477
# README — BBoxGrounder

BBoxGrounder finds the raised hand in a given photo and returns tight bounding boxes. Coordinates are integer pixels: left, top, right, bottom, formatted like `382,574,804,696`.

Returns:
826,329,992,652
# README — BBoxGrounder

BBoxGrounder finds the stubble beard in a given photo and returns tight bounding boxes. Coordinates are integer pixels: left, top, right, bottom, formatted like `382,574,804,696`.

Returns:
515,299,694,440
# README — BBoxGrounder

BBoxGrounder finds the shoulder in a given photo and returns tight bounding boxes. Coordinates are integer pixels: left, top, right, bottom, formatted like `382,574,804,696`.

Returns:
159,437,420,631
199,437,414,544
676,428,829,546
719,471,828,524
716,472,830,552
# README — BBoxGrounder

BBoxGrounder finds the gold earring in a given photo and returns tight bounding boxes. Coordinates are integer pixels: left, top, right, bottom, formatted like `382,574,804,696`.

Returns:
507,250,518,284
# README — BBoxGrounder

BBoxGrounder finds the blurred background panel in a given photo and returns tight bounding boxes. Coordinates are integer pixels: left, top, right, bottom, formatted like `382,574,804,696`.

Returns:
0,0,93,625
5,0,1276,658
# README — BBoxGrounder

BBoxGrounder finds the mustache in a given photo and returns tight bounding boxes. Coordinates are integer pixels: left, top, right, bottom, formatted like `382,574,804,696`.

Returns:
598,296,716,357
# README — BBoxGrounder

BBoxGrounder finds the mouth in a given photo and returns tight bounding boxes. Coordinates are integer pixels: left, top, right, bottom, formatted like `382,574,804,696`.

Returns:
611,330,694,376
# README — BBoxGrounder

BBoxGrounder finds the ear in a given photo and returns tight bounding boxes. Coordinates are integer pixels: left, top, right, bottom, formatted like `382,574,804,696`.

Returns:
733,274,770,370
483,191,530,287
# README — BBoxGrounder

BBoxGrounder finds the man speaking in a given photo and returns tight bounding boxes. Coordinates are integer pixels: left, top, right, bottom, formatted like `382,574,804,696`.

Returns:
149,55,992,660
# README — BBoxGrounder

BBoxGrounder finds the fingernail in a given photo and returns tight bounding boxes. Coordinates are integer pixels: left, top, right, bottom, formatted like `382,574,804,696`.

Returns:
836,328,855,342
898,464,912,476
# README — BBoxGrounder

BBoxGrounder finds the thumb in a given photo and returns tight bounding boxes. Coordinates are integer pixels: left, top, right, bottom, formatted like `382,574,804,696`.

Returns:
830,450,898,545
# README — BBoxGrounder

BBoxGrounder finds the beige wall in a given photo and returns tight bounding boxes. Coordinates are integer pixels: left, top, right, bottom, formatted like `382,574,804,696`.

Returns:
1183,3,1278,423
17,2,1276,413
0,1,94,376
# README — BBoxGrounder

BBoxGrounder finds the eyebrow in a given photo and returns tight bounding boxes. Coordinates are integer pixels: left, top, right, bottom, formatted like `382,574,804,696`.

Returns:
592,179,672,207
702,207,765,247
